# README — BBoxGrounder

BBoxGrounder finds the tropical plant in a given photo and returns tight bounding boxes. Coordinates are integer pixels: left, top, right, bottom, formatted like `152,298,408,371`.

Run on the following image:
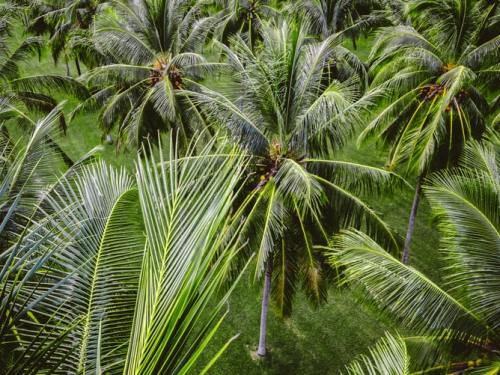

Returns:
208,0,280,50
344,332,500,374
20,0,109,75
290,0,399,48
0,107,64,250
330,141,499,373
344,333,416,374
72,0,219,147
0,134,252,373
0,7,90,149
187,19,404,357
0,107,102,370
358,0,499,263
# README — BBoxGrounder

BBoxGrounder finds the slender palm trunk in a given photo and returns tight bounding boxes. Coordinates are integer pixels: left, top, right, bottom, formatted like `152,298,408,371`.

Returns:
75,57,82,76
257,259,273,357
401,175,424,264
64,54,71,77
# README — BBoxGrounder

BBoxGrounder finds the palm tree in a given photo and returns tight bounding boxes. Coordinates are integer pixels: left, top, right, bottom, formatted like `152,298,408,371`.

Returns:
186,20,403,357
72,0,219,147
0,6,90,145
331,141,499,373
208,0,280,50
290,0,399,48
21,0,109,75
358,0,499,263
0,134,252,373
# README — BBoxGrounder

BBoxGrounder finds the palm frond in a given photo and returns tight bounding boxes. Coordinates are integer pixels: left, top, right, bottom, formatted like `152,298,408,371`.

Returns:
124,136,249,374
343,332,410,375
328,229,487,338
424,142,499,330
10,75,90,100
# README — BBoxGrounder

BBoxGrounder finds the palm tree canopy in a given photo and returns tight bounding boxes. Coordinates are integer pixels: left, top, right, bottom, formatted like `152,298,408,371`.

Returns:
186,19,403,316
358,0,499,174
74,0,219,145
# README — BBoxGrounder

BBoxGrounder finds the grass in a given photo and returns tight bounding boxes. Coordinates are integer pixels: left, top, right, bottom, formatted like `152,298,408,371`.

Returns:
8,33,441,374
200,286,399,374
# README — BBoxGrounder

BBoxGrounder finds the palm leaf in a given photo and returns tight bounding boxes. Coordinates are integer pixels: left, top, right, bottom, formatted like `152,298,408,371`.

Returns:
424,142,499,330
328,229,487,338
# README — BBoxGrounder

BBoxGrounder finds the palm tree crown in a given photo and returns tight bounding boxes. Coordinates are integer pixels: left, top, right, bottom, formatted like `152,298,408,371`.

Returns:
187,20,404,356
360,0,499,174
358,0,499,263
74,0,218,146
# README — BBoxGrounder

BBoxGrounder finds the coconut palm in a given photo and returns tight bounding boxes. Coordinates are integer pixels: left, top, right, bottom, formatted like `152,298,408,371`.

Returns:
358,0,499,263
72,0,219,147
0,134,252,373
186,19,404,357
331,141,499,373
0,6,90,144
19,0,109,75
208,0,280,50
290,0,400,48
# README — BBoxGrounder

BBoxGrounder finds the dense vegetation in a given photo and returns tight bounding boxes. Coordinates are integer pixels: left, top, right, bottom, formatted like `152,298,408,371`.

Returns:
0,0,498,373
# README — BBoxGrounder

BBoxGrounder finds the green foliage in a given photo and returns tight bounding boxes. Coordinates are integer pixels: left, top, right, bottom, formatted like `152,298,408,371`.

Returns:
0,133,252,373
0,0,498,373
333,140,500,373
73,0,220,146
359,0,499,175
187,20,401,318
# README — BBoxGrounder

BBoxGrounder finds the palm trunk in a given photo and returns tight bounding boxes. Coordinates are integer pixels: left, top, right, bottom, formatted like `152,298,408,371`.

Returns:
351,35,357,50
401,175,424,264
75,57,82,76
257,259,273,357
64,54,71,77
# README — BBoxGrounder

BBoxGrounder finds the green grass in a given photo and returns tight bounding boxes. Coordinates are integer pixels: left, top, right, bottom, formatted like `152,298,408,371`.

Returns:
200,286,399,374
8,35,441,374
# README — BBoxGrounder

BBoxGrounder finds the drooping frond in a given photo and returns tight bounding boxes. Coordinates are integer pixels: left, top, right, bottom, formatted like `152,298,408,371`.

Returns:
424,142,499,330
0,106,65,247
0,36,42,81
328,229,488,339
10,75,90,101
1,161,142,374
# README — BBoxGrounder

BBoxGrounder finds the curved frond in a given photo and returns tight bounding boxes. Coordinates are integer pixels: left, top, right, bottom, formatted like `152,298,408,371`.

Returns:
328,229,488,338
424,143,499,329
